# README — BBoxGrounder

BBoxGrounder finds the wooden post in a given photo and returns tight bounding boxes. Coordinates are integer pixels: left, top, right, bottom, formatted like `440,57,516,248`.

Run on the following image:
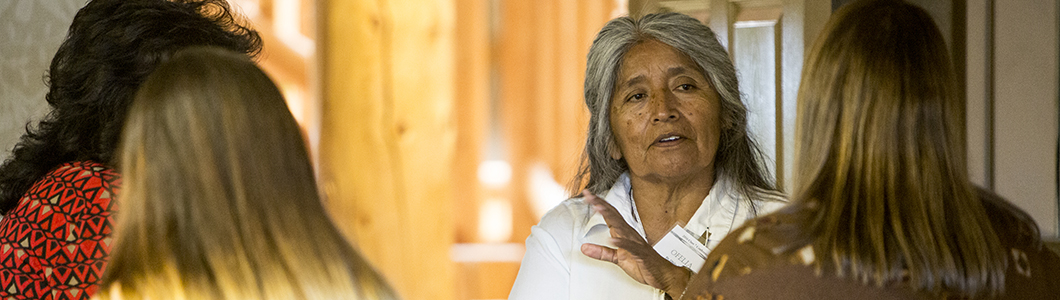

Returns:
452,0,489,245
318,1,456,300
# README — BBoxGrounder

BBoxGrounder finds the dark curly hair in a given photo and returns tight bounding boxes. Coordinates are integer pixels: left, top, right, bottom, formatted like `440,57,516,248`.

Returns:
0,0,262,213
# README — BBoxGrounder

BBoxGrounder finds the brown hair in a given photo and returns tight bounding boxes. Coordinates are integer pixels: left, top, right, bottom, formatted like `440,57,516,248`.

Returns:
793,0,1006,297
102,47,396,300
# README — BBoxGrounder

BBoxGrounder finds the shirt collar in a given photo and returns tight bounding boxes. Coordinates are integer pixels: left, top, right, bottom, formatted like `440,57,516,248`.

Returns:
583,173,637,238
686,174,742,249
582,172,744,250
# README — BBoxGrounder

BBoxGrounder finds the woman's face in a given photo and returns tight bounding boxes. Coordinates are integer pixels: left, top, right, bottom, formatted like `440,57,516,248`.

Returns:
609,39,722,183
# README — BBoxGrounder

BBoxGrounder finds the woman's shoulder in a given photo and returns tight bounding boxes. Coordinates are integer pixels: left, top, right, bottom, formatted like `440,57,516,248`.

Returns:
976,188,1041,247
535,196,596,232
741,186,789,213
22,160,121,209
748,187,788,201
34,160,120,191
685,206,934,299
41,160,119,180
682,212,805,298
702,207,815,275
690,259,931,300
974,188,1060,297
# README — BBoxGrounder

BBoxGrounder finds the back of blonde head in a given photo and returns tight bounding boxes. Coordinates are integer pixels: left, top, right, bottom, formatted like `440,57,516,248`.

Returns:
103,47,396,300
793,0,1006,297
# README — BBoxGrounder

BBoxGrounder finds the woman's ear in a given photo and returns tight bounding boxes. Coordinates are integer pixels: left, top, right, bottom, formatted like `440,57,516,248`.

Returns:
608,139,622,160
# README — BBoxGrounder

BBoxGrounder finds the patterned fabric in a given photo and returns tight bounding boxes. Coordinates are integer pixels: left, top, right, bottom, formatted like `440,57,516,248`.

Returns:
683,198,1060,300
0,161,120,300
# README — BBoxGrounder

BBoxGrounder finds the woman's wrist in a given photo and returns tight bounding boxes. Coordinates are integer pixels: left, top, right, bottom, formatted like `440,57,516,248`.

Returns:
664,266,692,299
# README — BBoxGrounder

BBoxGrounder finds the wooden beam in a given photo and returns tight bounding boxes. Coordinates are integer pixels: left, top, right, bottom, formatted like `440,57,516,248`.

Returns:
318,1,456,300
452,0,489,243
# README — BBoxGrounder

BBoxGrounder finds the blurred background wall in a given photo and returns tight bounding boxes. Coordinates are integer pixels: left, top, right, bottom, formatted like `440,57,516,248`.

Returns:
1,0,1057,299
0,0,83,167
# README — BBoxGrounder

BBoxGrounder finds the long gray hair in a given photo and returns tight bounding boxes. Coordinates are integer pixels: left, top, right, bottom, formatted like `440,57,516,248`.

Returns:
571,13,777,203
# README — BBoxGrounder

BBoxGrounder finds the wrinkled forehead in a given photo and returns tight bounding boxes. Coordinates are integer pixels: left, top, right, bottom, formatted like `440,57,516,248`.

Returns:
613,39,706,89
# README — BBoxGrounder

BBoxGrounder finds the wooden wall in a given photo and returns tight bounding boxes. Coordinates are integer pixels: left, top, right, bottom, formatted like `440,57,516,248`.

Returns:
254,0,619,298
318,1,457,300
452,1,617,298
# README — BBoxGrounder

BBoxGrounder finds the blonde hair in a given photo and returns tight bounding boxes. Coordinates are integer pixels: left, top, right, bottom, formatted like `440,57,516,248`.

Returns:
793,0,1006,297
102,47,397,300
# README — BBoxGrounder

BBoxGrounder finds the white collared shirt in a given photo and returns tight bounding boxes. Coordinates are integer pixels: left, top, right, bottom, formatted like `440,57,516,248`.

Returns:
509,173,786,300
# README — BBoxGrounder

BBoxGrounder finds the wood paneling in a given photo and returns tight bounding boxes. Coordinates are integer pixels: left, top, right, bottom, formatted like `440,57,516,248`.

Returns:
449,1,615,298
455,262,521,300
452,0,489,244
494,0,614,236
318,1,620,298
318,1,456,300
495,0,539,244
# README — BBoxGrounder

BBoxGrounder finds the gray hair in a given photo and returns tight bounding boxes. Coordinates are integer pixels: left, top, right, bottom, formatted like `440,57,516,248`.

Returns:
571,12,777,202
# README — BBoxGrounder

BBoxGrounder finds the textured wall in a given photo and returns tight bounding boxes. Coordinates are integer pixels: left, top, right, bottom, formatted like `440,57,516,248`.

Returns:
991,0,1059,237
0,0,83,162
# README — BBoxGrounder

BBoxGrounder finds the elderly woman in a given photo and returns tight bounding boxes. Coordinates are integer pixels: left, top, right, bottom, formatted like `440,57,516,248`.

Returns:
509,13,785,300
683,1,1060,299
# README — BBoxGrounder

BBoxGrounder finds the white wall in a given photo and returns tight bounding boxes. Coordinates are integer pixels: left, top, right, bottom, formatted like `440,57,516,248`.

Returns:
734,25,779,181
706,0,831,191
966,0,1059,238
779,0,829,191
992,0,1059,238
0,1,83,162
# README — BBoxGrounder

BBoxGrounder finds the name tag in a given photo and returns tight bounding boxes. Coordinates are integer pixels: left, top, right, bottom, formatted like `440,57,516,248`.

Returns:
652,225,710,273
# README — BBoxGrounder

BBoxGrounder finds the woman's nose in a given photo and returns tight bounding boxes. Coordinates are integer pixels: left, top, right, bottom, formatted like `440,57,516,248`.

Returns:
651,93,679,123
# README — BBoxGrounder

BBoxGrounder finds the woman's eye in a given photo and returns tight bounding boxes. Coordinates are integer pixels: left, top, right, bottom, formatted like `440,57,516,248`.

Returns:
677,84,694,91
628,93,645,101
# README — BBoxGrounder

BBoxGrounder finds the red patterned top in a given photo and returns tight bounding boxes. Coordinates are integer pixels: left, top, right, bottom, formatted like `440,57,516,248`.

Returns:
0,161,120,300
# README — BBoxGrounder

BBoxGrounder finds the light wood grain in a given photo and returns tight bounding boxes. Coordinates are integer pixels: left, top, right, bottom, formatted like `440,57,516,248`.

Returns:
318,1,456,299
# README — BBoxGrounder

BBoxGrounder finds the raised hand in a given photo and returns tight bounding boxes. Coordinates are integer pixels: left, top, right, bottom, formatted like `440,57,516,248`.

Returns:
579,190,691,298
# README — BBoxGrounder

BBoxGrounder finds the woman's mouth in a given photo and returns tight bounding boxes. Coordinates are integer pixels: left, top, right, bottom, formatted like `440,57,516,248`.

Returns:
654,134,685,146
659,136,681,142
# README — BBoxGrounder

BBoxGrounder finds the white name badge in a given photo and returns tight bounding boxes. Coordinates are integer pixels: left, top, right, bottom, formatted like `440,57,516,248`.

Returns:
652,225,710,273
